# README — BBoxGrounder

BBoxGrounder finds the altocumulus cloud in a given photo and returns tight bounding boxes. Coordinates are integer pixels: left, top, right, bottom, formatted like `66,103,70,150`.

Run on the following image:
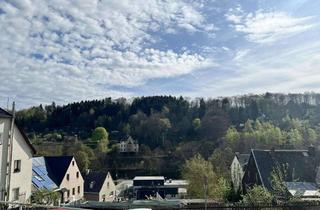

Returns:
0,0,215,107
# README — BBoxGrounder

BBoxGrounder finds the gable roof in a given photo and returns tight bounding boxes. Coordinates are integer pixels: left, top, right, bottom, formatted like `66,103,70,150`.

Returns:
251,149,316,191
83,171,109,193
0,107,36,154
32,157,58,190
44,156,74,186
0,107,12,118
235,153,250,168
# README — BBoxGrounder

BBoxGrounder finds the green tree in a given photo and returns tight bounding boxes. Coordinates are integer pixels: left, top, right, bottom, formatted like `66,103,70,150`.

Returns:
32,189,60,205
182,154,219,199
91,127,109,148
74,151,90,172
242,185,273,205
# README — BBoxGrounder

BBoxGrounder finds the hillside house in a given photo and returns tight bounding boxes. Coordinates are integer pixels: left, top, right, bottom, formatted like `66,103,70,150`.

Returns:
118,136,139,153
242,147,320,199
230,153,249,191
34,156,84,203
83,171,116,202
0,107,36,203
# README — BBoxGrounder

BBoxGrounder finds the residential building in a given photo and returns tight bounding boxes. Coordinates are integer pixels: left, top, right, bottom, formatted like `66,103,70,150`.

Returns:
230,153,249,191
83,171,116,202
0,107,36,203
118,136,139,153
133,176,188,200
242,147,319,199
35,156,84,203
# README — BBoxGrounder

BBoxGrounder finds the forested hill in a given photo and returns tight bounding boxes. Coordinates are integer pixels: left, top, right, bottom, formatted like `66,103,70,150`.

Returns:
16,92,320,149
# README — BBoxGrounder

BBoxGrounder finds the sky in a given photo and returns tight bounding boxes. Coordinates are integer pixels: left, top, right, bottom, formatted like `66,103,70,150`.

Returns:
0,0,320,108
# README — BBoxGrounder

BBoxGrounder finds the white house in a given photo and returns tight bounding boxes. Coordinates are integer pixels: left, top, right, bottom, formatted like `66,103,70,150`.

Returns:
230,153,249,191
0,107,36,203
118,136,139,153
83,171,116,202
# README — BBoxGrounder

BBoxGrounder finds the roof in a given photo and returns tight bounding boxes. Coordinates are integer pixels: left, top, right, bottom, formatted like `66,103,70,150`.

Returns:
0,107,12,118
32,157,58,190
84,171,109,193
235,153,250,168
251,149,316,191
0,107,36,154
133,176,165,181
44,156,74,185
285,182,320,197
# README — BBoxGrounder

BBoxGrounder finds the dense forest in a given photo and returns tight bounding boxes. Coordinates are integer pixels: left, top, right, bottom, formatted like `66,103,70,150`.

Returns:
15,93,320,179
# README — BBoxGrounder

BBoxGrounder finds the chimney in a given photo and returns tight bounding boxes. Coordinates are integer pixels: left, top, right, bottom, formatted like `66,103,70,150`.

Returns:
308,145,316,157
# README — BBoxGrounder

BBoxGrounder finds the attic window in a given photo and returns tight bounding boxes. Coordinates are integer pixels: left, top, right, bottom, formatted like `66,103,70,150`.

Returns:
72,161,75,166
90,181,95,189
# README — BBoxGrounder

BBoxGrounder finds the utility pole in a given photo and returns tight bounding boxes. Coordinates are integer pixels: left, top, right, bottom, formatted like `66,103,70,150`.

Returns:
5,102,15,202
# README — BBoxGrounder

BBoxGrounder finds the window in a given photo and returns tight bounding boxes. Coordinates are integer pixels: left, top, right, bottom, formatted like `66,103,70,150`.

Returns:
67,174,70,181
67,190,70,197
90,181,95,189
72,161,75,166
76,171,79,178
107,182,109,188
13,160,21,173
12,188,19,201
72,188,75,195
78,186,80,194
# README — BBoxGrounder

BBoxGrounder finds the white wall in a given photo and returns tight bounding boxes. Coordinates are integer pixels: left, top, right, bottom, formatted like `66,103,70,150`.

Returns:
59,157,84,203
99,172,116,201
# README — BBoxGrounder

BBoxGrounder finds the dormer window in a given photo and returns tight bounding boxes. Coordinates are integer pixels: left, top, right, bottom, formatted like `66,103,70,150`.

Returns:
90,181,95,189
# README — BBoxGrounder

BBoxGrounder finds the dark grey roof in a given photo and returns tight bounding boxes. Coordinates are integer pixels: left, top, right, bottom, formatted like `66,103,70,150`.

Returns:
0,107,12,118
236,153,250,168
285,182,319,197
252,149,316,191
83,171,108,193
44,156,73,186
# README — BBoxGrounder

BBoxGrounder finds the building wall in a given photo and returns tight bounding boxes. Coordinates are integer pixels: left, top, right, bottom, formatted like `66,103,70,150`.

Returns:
99,172,116,201
0,118,10,201
59,157,84,203
84,192,99,201
0,118,33,203
230,157,244,191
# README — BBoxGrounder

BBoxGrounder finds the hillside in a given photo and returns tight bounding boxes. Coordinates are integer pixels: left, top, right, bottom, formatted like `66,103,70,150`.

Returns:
15,93,320,178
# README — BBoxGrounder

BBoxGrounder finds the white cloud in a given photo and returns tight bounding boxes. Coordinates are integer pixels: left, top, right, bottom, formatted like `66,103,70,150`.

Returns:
0,0,215,107
226,9,316,43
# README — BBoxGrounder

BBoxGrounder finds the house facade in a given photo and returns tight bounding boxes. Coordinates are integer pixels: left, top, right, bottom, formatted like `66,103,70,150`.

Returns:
0,108,36,203
39,156,84,203
83,171,116,201
118,136,139,153
230,153,249,191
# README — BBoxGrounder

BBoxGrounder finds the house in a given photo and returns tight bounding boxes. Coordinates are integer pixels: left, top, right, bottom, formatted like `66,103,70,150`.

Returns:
230,153,249,191
242,147,318,199
83,171,116,202
133,176,188,200
0,107,36,203
118,136,139,153
34,156,84,203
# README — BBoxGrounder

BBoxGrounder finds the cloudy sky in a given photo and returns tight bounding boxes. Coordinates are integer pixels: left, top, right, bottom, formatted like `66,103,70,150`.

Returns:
0,0,320,108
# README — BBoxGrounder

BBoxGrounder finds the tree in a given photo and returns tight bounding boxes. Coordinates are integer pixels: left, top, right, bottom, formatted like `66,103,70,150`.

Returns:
91,127,109,148
242,185,273,205
182,154,220,199
32,189,60,205
74,151,90,172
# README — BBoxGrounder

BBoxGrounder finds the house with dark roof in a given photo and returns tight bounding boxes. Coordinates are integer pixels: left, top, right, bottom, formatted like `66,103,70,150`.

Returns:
230,153,249,191
242,147,319,198
83,170,116,202
0,107,36,203
33,156,84,203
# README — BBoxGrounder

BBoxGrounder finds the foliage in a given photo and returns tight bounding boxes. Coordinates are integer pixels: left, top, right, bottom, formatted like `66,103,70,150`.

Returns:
74,151,90,172
32,189,60,205
270,164,291,201
91,127,109,148
242,185,273,205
